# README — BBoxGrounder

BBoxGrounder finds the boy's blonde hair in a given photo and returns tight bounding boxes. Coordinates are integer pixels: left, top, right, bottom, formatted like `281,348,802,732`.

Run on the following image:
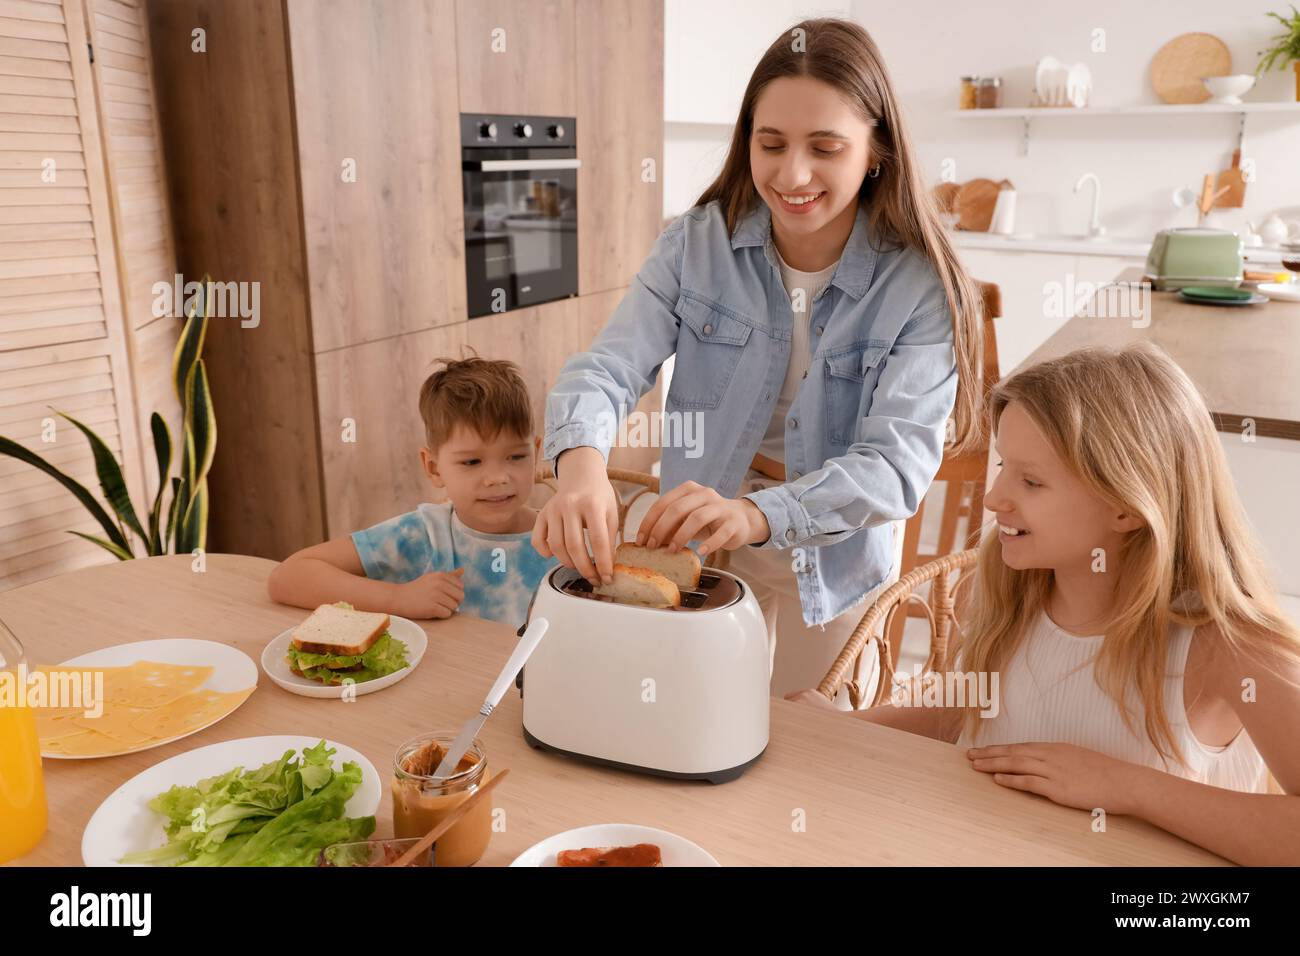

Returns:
418,354,533,450
958,342,1300,763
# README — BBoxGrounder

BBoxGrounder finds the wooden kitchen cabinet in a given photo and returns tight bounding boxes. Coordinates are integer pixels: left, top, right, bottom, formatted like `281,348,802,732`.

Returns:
147,0,327,561
147,0,663,560
576,0,663,297
455,0,576,116
456,0,663,297
287,0,467,353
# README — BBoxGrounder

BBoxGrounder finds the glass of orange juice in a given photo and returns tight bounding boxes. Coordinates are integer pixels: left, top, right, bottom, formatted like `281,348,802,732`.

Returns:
0,621,47,863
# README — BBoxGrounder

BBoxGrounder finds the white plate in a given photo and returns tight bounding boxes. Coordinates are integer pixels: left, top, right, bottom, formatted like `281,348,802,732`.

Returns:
509,824,721,867
43,638,258,760
261,614,426,698
1256,282,1300,302
81,735,381,867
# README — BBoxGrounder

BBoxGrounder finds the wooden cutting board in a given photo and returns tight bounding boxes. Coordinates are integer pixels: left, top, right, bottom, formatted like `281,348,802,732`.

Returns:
932,181,959,214
1214,149,1247,208
1150,32,1231,104
954,178,1002,231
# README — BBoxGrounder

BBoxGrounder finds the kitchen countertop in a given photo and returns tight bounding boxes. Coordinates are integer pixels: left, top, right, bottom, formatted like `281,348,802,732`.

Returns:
3,554,1225,866
951,230,1295,266
951,231,1153,259
1018,267,1300,442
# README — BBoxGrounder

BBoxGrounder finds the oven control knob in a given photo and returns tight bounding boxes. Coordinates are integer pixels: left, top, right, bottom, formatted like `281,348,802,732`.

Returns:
548,123,565,140
514,121,533,139
478,121,497,139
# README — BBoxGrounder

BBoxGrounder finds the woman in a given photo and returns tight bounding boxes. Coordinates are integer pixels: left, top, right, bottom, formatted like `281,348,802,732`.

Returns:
533,18,984,700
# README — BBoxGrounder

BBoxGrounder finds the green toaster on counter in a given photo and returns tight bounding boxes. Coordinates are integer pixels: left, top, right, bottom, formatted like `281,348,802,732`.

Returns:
1145,227,1243,291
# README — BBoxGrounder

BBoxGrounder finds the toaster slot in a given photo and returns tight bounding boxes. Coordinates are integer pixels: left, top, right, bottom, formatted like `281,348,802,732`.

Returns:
549,565,741,611
678,589,708,609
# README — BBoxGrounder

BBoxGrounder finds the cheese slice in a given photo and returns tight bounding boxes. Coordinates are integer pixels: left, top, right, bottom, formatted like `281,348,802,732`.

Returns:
128,687,254,739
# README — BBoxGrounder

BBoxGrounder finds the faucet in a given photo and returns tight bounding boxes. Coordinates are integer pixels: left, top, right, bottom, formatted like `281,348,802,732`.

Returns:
1073,172,1106,238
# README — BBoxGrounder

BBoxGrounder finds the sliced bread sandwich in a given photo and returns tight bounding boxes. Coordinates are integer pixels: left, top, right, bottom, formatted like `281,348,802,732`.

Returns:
286,603,409,684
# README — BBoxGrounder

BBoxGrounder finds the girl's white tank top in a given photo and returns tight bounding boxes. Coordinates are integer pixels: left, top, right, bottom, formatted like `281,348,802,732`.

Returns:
955,602,1268,793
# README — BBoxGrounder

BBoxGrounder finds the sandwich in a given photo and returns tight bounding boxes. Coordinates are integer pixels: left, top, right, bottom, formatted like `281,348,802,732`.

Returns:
286,602,410,685
591,543,702,608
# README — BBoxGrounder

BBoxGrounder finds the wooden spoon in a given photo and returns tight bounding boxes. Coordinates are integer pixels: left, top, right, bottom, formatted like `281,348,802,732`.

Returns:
386,767,510,867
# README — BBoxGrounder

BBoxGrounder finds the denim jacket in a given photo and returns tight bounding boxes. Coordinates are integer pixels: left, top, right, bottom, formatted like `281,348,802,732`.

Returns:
544,199,957,626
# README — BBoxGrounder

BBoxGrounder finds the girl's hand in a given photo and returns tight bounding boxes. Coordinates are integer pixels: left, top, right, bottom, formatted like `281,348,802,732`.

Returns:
784,688,839,710
393,567,465,619
966,742,1142,815
635,480,770,559
533,446,619,585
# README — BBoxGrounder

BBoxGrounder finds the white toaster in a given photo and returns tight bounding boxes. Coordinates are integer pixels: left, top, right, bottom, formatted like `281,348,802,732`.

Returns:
517,563,770,783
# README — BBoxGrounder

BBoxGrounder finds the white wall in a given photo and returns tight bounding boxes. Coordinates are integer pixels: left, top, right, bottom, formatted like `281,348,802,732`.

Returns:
666,0,1300,237
663,0,852,218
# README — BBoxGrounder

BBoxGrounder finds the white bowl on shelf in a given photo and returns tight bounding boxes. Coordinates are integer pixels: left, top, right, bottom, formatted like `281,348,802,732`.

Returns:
1202,74,1256,105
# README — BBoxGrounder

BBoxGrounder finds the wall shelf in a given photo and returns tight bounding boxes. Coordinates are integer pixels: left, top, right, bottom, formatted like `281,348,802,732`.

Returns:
948,102,1300,155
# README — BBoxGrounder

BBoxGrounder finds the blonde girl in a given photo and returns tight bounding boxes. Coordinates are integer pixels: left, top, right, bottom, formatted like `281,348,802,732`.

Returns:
794,342,1300,865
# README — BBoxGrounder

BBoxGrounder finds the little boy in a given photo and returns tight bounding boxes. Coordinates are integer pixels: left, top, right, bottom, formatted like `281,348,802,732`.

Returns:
268,356,558,627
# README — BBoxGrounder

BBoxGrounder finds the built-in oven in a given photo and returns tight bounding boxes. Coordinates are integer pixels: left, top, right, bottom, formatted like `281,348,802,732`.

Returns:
460,112,579,319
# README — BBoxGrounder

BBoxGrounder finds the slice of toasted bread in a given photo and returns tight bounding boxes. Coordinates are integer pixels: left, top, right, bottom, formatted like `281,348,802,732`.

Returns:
592,564,680,608
613,542,701,590
290,603,390,656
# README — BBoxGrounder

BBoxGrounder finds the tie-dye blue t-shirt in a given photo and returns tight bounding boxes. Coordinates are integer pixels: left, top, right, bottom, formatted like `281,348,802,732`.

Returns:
350,502,558,627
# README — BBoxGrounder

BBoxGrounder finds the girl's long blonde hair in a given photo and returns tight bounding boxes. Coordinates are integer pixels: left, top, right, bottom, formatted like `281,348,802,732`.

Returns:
959,343,1300,763
695,17,986,455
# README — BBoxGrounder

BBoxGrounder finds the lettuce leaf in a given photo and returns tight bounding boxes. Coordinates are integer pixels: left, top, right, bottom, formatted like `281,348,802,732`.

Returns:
118,741,375,867
286,632,409,684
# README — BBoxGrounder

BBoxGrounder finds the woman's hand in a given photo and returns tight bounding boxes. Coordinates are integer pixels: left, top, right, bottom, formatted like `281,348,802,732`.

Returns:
391,567,465,620
532,446,619,585
966,742,1143,815
635,480,770,559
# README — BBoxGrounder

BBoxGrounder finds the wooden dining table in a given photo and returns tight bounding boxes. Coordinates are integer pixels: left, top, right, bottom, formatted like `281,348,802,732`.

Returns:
2,554,1226,866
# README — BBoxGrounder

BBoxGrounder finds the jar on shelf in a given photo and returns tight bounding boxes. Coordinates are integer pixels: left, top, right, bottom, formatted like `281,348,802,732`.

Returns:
976,76,1002,109
958,76,979,110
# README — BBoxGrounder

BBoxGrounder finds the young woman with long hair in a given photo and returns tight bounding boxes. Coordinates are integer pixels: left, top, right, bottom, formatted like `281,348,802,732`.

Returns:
534,18,984,697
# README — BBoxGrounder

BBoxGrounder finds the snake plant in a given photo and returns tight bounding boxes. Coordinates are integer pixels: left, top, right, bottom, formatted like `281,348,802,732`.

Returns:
0,278,217,558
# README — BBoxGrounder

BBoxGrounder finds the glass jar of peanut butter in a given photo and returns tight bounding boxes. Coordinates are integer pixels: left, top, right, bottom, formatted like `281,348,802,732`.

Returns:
392,733,493,867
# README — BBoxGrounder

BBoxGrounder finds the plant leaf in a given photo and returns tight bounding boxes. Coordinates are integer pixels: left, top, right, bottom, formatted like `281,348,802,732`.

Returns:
169,475,187,554
181,414,196,490
187,359,216,485
67,530,133,561
57,410,148,547
179,477,208,553
172,277,210,406
0,436,132,556
148,413,173,555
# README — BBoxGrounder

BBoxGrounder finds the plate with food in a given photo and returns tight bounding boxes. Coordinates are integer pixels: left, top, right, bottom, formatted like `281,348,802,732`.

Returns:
82,736,381,866
35,639,258,760
261,602,426,698
509,823,720,867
